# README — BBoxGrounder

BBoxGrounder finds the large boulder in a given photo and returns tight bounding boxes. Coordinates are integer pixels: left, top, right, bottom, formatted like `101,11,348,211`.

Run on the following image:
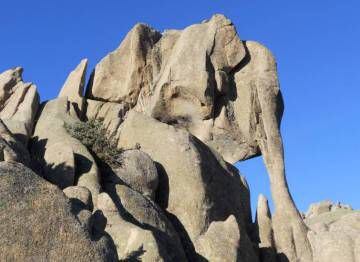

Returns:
305,202,360,262
0,162,117,261
116,110,256,261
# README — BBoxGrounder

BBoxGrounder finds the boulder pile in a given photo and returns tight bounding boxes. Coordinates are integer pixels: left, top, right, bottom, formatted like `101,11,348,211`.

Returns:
0,14,358,262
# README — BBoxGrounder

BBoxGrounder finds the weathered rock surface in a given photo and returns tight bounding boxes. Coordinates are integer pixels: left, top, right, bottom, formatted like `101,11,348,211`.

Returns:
0,162,117,261
116,110,256,261
305,201,360,262
0,67,39,144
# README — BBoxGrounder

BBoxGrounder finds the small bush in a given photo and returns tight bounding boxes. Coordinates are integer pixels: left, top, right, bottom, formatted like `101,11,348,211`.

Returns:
65,119,123,169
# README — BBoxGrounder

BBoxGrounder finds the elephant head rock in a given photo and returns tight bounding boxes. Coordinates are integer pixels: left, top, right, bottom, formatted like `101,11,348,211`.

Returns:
87,14,312,261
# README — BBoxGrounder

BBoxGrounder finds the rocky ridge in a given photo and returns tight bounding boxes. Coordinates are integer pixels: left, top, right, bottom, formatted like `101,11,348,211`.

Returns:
0,14,358,262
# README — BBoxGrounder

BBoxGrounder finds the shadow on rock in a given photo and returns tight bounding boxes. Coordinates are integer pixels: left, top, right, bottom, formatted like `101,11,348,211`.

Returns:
119,245,146,262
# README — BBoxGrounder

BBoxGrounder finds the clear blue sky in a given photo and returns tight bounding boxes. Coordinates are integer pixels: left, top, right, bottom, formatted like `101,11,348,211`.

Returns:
1,1,359,214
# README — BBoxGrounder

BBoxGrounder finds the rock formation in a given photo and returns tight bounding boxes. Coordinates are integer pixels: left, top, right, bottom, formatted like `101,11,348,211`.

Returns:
305,201,360,262
31,97,101,202
58,58,88,118
0,67,39,144
0,14,357,262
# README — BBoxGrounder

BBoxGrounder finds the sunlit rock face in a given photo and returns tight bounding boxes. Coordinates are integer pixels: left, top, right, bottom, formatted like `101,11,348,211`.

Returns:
305,201,360,262
86,14,311,261
0,67,39,145
87,14,263,164
1,13,357,262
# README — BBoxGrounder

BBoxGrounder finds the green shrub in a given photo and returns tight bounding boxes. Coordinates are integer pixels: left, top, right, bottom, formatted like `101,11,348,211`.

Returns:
65,119,123,169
